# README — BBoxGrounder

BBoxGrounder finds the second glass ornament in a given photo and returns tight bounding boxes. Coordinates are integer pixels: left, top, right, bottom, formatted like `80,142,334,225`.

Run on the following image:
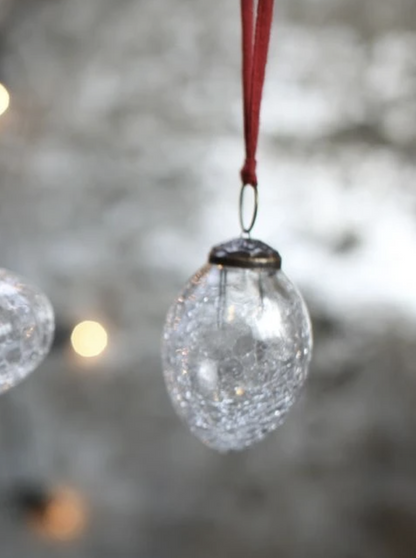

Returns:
0,268,55,394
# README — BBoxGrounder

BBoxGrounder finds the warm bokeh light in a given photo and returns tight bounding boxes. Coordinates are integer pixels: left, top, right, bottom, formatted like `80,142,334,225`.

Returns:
30,488,88,542
71,320,108,358
0,83,10,116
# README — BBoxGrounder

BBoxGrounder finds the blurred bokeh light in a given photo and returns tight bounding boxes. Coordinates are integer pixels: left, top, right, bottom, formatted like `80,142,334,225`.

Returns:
0,83,10,116
29,488,88,542
71,321,108,358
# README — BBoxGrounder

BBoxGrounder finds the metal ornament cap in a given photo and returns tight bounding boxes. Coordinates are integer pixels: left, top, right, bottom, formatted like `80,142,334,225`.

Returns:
208,237,282,270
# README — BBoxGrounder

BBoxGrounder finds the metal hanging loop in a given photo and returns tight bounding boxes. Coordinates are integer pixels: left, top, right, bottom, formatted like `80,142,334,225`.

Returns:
239,183,259,236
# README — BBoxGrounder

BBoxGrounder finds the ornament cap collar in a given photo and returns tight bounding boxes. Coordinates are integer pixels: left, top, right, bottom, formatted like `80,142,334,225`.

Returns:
208,238,282,270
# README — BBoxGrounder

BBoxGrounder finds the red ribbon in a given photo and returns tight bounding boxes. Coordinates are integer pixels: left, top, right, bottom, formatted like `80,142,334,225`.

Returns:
240,0,275,187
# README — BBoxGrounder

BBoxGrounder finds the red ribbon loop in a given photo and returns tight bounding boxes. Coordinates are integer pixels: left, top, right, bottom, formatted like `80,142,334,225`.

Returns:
240,0,275,187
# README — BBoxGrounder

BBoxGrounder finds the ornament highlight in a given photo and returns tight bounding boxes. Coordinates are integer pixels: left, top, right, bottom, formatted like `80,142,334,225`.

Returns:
162,238,312,451
0,268,54,394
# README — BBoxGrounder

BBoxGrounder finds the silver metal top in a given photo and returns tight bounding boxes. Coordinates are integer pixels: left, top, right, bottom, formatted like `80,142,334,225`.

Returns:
208,238,282,270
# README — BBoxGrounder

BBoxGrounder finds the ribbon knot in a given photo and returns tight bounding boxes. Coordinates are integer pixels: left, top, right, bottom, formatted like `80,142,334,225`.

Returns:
241,158,258,187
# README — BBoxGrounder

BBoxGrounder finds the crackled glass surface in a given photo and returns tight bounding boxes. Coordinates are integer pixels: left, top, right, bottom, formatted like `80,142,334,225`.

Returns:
162,263,312,451
0,268,55,394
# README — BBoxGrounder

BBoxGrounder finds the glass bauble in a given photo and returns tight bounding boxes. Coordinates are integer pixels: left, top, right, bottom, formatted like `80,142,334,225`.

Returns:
0,268,54,394
162,238,312,451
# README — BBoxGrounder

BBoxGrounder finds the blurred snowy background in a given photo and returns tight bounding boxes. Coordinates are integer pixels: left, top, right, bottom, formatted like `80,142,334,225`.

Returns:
0,0,416,556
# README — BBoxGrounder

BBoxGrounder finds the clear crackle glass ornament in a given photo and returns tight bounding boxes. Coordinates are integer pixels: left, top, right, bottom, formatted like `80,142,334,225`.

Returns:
162,238,312,452
0,268,55,394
